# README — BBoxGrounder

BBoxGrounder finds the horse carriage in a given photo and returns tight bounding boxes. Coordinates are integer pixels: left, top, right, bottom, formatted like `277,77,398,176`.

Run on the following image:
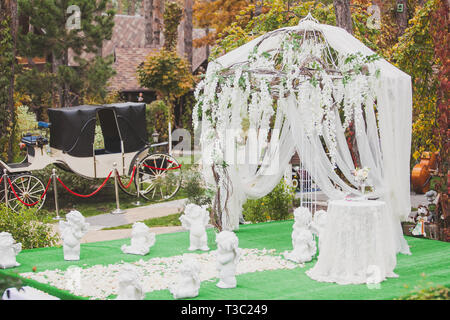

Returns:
0,102,182,212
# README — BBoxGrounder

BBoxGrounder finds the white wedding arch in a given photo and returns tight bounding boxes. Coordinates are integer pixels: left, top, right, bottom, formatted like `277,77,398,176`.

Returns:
194,15,412,255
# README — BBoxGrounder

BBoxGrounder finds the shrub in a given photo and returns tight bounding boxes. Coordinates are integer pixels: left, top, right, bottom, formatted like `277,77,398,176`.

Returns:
0,204,59,249
397,275,449,300
0,275,22,297
182,166,213,207
242,180,295,223
146,100,171,143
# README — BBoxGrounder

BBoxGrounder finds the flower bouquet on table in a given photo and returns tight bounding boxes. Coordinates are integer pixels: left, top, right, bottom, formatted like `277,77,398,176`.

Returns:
352,167,370,201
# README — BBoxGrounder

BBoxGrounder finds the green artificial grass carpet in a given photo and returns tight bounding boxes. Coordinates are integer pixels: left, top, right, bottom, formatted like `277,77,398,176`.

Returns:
1,220,449,300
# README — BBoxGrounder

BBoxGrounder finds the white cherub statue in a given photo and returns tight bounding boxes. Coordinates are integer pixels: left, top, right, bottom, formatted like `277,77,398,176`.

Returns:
169,255,201,299
0,232,22,269
310,209,327,254
116,264,144,300
179,204,210,251
121,222,156,255
59,210,89,261
216,231,241,289
283,207,316,264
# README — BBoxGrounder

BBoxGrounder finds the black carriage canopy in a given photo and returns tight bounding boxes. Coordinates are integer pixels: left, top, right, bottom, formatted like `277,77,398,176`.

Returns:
47,103,148,157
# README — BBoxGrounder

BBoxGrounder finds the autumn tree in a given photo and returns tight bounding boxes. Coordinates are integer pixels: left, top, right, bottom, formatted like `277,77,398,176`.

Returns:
390,0,440,164
193,0,251,48
211,0,337,58
0,0,18,162
429,0,449,186
163,0,183,51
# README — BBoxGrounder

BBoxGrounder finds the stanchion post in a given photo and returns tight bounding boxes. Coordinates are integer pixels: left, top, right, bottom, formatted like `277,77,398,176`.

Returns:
133,161,142,206
112,162,126,214
52,169,62,220
3,169,8,209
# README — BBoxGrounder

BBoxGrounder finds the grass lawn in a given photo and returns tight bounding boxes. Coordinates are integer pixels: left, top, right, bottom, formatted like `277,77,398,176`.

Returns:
1,220,449,300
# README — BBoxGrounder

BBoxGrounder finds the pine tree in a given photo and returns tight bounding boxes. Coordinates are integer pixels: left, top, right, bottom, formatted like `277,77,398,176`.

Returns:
0,0,18,162
16,0,116,113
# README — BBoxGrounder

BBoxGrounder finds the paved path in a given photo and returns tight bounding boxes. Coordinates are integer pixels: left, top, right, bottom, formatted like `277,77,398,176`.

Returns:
85,198,188,229
52,198,188,244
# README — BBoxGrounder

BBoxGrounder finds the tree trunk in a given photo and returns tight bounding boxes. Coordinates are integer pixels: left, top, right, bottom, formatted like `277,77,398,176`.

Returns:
205,27,210,58
333,0,353,34
144,0,153,46
396,0,408,35
51,52,63,108
184,0,193,67
5,0,18,162
153,0,162,46
128,0,136,15
255,0,263,16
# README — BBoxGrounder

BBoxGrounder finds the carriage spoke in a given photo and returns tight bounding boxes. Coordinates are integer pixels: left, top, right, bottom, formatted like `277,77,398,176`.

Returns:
29,188,45,196
12,181,25,194
27,181,40,194
142,180,155,194
7,175,46,212
20,177,27,192
137,153,181,202
145,163,158,176
8,197,20,211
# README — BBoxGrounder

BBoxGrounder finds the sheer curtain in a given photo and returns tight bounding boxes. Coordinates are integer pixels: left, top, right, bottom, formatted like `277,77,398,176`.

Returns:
200,22,412,255
214,99,296,230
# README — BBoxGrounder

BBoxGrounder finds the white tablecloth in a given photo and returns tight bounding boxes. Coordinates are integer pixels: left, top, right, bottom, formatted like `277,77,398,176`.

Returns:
306,200,398,285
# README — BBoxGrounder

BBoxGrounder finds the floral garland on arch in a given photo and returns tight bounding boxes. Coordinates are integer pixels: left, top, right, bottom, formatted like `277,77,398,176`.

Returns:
193,23,381,230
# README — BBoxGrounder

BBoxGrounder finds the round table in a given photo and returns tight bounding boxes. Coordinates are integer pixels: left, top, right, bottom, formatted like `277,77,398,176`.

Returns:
306,199,398,285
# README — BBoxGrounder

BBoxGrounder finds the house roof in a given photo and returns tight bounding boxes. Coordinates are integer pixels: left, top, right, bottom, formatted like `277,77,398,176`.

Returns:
69,14,208,92
108,47,156,92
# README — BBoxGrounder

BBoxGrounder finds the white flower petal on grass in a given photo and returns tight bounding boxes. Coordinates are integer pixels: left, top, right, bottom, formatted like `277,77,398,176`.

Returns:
20,248,299,300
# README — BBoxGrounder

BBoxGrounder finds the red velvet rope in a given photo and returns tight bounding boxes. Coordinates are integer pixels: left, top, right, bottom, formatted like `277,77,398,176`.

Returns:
116,166,136,189
57,171,112,198
0,175,3,185
142,162,182,171
7,176,52,207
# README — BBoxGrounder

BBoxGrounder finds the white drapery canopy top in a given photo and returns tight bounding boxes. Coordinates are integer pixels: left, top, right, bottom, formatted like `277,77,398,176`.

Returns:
195,15,412,255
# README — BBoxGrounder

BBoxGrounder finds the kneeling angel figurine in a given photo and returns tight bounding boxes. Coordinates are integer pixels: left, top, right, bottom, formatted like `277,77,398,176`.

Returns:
179,204,210,251
121,222,156,255
283,207,316,264
216,231,241,289
59,210,89,261
169,256,201,299
0,232,22,269
116,264,144,300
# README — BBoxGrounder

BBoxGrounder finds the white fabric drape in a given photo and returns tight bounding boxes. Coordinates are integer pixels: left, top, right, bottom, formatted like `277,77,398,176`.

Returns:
201,21,412,255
